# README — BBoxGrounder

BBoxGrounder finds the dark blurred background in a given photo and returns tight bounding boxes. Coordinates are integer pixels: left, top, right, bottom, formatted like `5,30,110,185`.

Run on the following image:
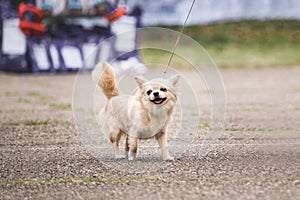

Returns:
1,0,300,69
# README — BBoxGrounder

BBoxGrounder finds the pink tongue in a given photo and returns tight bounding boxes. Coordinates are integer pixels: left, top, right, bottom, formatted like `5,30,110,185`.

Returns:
154,99,163,104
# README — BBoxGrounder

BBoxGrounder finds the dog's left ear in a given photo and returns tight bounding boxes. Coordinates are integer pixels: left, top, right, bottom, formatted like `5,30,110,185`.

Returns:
169,74,180,90
134,76,148,89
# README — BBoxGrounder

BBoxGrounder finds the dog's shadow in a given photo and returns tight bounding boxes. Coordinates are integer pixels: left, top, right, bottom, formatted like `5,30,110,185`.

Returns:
101,154,174,173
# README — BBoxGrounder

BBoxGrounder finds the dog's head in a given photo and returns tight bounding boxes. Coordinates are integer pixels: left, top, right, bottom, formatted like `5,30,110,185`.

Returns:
134,75,180,108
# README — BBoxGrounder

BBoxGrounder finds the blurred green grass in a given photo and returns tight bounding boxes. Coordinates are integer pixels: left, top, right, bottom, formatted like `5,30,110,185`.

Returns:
141,20,300,68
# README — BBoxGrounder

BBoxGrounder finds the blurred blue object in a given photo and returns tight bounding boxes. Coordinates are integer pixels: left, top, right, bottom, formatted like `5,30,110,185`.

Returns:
68,1,83,10
40,3,53,11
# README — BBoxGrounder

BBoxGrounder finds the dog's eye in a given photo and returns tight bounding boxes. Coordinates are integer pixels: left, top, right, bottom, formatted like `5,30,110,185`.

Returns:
146,90,152,95
160,87,167,92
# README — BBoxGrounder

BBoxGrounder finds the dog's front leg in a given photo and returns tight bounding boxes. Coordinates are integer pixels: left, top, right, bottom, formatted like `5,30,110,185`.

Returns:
156,131,174,161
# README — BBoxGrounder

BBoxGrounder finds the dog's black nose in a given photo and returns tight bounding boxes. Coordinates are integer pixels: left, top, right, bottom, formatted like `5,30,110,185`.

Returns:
153,92,159,97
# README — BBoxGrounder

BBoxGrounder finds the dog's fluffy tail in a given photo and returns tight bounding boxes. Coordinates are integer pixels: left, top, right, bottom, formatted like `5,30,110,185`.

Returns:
92,61,120,99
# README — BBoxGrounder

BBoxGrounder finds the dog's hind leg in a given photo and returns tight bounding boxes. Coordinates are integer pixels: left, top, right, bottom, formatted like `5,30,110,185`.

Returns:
109,130,123,159
124,134,129,158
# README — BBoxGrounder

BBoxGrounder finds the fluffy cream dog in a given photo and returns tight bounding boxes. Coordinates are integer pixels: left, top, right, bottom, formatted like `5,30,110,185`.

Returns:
92,61,179,161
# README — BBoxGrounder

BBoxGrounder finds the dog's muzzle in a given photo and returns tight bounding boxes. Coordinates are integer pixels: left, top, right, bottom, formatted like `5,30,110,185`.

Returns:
150,97,167,105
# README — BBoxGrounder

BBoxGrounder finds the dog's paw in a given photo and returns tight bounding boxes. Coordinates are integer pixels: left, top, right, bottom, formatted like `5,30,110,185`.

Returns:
128,157,134,161
128,152,136,161
163,156,174,161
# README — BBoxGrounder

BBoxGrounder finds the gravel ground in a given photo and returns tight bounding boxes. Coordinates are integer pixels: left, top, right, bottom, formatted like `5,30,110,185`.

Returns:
0,67,300,200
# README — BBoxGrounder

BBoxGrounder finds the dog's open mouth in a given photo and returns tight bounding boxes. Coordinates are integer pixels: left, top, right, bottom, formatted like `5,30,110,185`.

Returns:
150,97,167,105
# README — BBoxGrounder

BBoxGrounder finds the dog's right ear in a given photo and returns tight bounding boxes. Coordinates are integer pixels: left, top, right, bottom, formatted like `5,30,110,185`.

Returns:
134,76,147,89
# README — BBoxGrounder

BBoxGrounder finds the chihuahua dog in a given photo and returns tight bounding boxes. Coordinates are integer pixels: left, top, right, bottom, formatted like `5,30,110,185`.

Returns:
92,61,179,161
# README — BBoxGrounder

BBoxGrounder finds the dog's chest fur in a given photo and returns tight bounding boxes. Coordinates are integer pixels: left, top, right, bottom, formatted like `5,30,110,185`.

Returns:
128,98,169,138
132,105,169,138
